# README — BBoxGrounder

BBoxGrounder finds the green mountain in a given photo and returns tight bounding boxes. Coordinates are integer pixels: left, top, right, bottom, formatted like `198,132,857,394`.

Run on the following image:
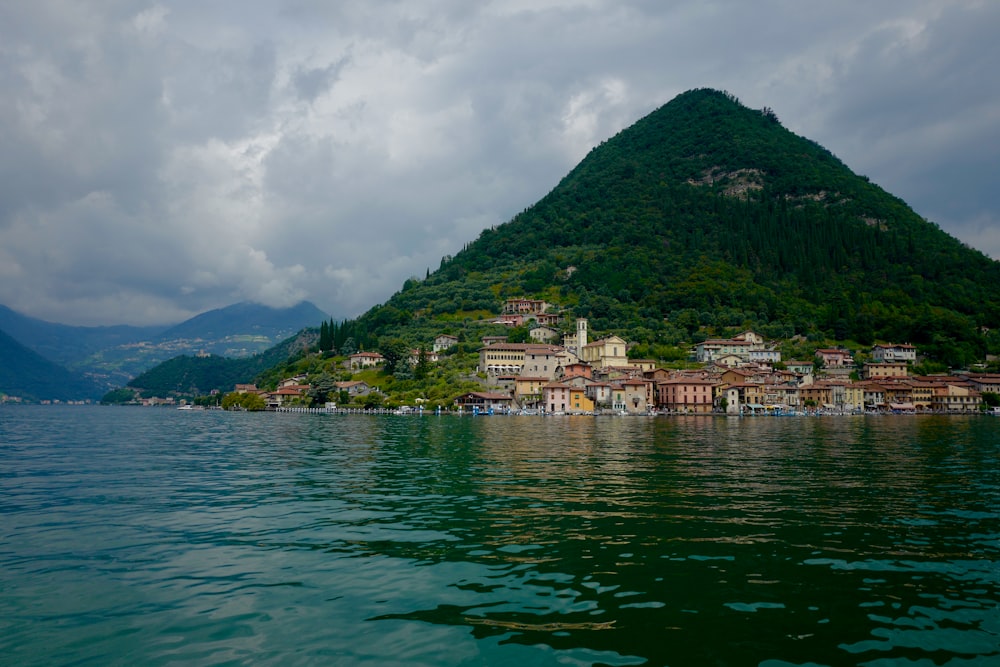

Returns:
0,328,105,401
344,88,1000,366
123,328,319,398
120,87,1000,396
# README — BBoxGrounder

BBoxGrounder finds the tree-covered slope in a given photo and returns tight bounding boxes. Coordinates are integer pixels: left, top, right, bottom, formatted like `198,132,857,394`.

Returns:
351,88,999,365
0,328,105,401
124,329,318,397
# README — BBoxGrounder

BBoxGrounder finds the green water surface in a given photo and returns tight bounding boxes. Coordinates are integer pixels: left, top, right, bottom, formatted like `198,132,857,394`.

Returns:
1,407,998,665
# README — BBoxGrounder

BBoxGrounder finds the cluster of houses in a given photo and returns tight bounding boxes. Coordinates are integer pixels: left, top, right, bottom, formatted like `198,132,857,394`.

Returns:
230,376,377,409
456,313,993,414
224,298,996,415
234,334,466,408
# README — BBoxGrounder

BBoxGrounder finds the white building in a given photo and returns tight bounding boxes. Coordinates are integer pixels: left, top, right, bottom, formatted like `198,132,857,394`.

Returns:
872,343,917,363
749,349,781,364
433,334,459,352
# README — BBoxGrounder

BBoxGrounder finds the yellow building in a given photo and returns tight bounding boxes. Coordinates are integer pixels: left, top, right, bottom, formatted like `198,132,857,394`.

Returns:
799,384,831,407
581,336,629,369
568,386,595,413
933,384,981,412
905,380,936,409
863,362,908,380
543,382,595,413
514,376,548,407
843,383,865,410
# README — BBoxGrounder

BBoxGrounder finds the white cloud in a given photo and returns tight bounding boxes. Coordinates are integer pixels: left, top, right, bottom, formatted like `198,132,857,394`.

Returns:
129,5,170,37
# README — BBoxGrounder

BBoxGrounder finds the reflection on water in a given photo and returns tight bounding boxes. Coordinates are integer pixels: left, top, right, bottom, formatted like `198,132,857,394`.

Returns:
2,407,999,666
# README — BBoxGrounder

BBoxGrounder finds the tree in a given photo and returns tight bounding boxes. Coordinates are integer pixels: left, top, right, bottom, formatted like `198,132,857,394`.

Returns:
507,325,531,343
813,356,825,374
319,320,333,352
834,318,850,341
307,372,339,406
221,391,265,411
414,346,430,380
380,338,412,375
361,392,383,409
340,337,357,355
101,387,138,405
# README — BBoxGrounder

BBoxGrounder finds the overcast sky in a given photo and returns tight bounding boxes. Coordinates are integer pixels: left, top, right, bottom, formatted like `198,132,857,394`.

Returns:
1,1,997,327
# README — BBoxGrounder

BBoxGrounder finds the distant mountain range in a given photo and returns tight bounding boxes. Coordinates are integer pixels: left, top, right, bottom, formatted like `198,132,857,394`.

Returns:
0,304,165,369
0,301,328,401
0,328,106,401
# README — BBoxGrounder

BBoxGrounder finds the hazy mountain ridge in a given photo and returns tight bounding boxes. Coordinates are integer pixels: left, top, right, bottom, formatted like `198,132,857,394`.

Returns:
156,301,328,341
0,301,328,400
0,304,165,368
0,328,106,401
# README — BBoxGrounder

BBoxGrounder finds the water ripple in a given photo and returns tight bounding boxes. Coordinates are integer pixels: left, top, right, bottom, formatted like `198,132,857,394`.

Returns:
2,408,999,665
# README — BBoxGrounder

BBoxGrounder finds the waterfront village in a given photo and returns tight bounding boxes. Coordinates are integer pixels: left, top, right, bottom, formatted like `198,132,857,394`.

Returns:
202,297,1000,416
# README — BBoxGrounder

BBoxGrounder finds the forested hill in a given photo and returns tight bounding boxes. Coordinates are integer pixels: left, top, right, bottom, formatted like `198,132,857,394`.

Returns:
0,328,105,401
349,88,1000,365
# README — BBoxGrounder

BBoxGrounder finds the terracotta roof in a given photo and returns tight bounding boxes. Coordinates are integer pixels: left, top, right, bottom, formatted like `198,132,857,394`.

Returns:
271,387,305,396
481,342,565,353
659,378,718,385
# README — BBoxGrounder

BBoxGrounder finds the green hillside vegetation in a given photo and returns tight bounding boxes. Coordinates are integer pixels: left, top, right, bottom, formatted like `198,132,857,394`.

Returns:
110,329,318,401
0,328,105,401
339,88,1000,368
253,345,487,411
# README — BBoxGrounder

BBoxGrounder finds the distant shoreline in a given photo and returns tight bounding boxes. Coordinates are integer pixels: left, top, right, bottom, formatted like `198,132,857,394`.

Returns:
5,403,993,417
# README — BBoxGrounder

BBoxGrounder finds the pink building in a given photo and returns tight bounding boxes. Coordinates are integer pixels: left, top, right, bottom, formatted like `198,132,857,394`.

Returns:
657,378,718,414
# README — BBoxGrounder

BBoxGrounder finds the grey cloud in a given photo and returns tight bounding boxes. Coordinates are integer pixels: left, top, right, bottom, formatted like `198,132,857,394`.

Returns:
292,57,350,102
0,0,996,326
159,39,278,142
785,2,1000,257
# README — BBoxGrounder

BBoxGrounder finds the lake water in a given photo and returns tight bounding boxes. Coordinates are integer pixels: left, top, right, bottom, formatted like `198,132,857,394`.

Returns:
2,407,999,666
